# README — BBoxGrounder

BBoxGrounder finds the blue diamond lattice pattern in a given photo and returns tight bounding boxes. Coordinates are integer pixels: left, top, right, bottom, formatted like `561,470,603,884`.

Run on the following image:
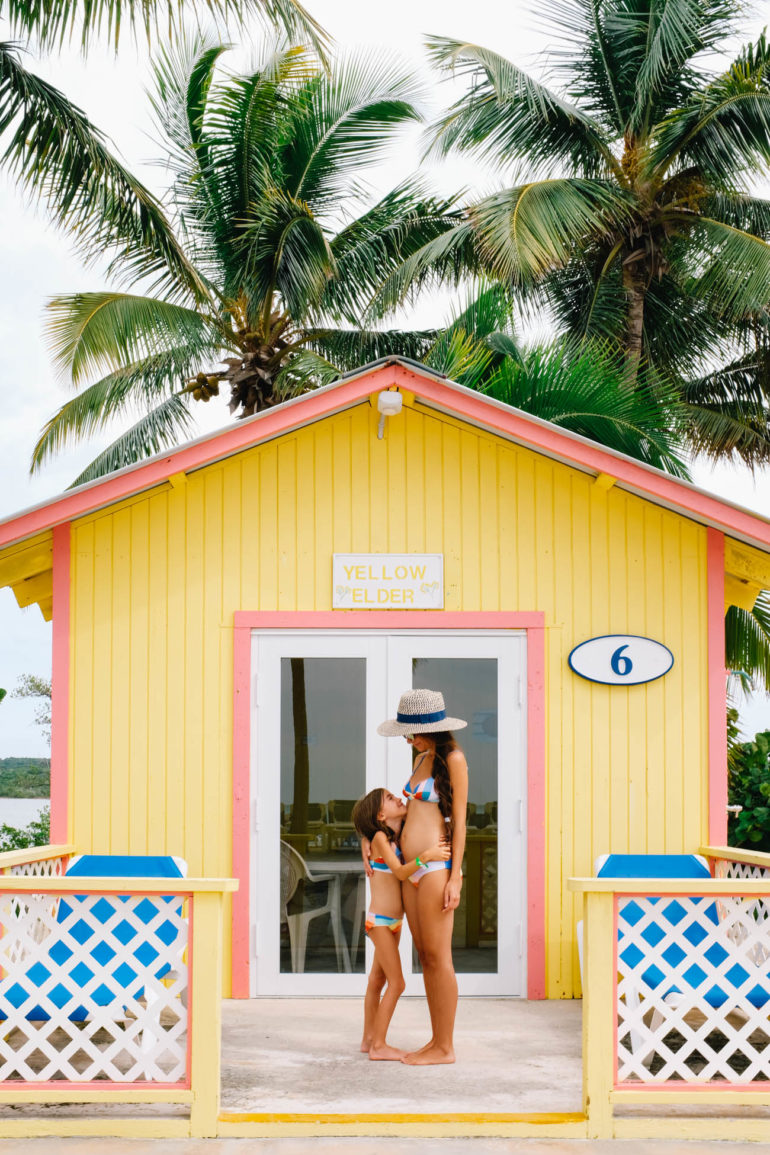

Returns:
0,889,188,1082
616,890,770,1083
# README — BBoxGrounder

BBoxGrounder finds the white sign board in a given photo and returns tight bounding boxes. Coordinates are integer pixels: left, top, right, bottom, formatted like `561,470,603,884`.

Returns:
333,554,443,609
568,634,674,686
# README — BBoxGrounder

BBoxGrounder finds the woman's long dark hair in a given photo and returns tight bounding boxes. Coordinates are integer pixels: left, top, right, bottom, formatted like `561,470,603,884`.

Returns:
421,731,458,830
352,788,397,844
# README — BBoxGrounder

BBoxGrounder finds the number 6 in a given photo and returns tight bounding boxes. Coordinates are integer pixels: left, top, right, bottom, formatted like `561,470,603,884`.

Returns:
611,644,633,676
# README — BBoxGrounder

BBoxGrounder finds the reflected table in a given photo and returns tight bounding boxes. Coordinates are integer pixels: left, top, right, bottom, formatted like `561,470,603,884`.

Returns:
306,857,366,967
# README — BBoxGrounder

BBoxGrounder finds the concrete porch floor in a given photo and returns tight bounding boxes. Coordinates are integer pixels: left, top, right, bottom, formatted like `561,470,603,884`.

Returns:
220,997,583,1114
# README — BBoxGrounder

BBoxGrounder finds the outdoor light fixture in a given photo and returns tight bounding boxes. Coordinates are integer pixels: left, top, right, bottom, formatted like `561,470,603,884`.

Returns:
376,389,403,439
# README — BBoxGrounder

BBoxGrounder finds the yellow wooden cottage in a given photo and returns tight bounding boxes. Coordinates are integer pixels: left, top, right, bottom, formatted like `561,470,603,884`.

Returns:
1,355,769,1009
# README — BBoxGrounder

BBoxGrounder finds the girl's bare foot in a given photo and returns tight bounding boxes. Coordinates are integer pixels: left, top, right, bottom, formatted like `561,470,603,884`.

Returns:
360,1039,372,1053
369,1043,406,1061
401,1046,455,1065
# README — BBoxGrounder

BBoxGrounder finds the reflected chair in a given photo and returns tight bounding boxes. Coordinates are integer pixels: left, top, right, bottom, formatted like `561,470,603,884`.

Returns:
326,799,357,851
280,841,351,973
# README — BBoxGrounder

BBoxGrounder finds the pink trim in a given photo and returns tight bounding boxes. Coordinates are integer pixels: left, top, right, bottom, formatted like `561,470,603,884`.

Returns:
231,625,253,998
230,610,547,999
707,530,727,845
233,610,547,631
3,362,770,553
525,625,546,999
50,523,71,844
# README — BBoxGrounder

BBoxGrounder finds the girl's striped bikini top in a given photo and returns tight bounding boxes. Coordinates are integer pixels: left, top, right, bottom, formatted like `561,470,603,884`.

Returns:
370,846,404,873
403,776,440,804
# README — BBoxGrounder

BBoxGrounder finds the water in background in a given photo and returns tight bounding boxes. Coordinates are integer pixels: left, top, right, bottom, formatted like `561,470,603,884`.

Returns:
0,798,49,827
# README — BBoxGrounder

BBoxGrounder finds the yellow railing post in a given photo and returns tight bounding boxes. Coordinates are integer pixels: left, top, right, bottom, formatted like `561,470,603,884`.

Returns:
582,889,615,1139
189,889,226,1138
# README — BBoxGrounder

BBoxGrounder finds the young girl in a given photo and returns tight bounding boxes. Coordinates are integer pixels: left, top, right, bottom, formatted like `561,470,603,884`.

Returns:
352,787,450,1061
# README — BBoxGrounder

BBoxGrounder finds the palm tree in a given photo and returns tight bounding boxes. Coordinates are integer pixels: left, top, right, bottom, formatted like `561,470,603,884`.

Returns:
0,1,328,299
377,1,770,469
34,40,463,482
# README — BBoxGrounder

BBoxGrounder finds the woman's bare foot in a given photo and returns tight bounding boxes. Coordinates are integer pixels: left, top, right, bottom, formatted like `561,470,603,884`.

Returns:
369,1043,406,1061
401,1046,455,1065
360,1038,372,1053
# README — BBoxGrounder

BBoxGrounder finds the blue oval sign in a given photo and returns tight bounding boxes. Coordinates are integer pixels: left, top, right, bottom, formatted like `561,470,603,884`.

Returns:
568,635,674,686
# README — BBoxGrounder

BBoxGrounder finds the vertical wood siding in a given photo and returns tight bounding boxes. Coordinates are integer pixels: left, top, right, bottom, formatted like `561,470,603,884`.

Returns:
69,398,708,997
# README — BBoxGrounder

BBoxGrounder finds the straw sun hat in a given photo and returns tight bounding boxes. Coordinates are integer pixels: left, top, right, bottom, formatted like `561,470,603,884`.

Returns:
377,689,467,737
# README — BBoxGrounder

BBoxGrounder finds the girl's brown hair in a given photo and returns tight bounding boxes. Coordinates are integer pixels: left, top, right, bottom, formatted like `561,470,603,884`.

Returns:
419,731,458,830
352,788,397,844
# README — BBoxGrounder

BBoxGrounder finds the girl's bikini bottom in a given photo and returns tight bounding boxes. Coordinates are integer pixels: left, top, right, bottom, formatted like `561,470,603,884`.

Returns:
365,911,403,935
408,858,453,887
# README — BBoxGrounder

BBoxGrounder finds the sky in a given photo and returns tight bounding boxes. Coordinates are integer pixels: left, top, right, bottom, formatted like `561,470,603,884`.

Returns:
0,0,769,756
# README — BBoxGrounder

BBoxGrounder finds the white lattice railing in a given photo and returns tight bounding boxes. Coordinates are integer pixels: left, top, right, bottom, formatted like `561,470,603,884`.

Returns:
0,867,237,1138
570,863,770,1135
0,844,74,879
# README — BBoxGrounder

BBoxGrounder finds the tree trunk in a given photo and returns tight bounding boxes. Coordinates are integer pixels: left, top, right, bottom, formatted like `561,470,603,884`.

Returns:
622,256,647,386
289,658,310,835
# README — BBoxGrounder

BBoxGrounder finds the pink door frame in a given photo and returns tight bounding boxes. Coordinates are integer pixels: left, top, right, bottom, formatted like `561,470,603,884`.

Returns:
231,610,547,999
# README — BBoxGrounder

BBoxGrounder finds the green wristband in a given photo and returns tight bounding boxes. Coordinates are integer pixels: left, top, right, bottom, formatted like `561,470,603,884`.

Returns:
415,856,423,868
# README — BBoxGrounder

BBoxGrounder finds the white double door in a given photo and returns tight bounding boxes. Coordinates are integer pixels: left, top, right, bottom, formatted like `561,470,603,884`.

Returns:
251,630,526,997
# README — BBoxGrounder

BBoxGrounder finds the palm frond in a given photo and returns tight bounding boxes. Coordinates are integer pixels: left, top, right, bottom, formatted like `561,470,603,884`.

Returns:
702,192,770,241
726,593,770,693
304,327,439,368
426,329,495,391
69,394,197,485
3,0,330,59
686,218,770,321
0,41,206,302
31,347,204,470
481,341,690,476
470,178,632,283
679,392,770,469
284,51,424,210
240,187,335,319
46,292,218,385
366,215,482,318
630,0,737,133
424,34,620,181
650,33,770,181
198,44,316,285
273,349,342,396
325,180,465,323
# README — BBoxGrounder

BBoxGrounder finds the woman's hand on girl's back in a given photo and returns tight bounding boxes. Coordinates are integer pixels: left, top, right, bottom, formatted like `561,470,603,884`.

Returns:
360,836,373,876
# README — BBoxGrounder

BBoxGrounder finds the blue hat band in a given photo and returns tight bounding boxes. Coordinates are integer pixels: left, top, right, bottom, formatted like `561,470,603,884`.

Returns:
396,708,446,724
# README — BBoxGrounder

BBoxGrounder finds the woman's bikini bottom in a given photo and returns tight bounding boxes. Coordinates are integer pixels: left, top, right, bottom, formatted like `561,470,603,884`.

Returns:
408,859,453,887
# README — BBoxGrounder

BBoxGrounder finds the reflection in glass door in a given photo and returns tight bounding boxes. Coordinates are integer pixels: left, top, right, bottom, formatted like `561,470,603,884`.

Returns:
252,632,525,997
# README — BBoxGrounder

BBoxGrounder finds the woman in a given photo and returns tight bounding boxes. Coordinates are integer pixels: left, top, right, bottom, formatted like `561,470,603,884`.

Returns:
377,688,468,1065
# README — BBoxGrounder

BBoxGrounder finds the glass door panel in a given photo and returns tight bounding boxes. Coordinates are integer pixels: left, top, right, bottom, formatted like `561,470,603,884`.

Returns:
253,634,386,995
388,634,525,997
409,656,499,976
279,656,366,974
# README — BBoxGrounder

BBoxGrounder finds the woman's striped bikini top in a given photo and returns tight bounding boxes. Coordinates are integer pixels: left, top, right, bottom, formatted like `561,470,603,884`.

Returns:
370,846,404,873
403,776,440,804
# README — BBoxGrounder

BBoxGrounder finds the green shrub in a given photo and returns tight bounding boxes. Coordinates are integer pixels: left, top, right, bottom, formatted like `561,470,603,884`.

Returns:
0,806,50,852
728,725,770,850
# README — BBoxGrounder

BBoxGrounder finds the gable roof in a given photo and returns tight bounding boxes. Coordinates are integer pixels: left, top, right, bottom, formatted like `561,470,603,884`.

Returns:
1,357,770,560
